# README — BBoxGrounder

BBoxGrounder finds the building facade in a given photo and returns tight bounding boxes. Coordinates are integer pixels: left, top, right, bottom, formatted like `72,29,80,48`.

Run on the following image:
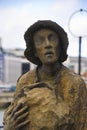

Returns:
4,55,36,84
0,48,87,85
64,56,87,74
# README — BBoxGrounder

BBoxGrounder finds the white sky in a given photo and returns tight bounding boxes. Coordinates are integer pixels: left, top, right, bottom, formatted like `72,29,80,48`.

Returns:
0,0,87,57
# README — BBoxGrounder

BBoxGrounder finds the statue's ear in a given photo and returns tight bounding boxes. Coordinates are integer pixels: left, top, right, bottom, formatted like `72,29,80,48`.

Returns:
34,50,38,58
33,42,38,58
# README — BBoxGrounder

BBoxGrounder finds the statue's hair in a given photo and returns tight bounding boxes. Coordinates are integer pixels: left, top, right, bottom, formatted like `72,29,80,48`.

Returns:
24,20,69,65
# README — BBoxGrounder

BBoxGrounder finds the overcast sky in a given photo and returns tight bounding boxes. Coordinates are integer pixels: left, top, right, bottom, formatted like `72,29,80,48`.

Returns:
0,0,87,57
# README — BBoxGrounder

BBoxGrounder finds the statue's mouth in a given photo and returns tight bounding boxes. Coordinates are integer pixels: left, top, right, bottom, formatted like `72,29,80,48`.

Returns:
45,51,54,56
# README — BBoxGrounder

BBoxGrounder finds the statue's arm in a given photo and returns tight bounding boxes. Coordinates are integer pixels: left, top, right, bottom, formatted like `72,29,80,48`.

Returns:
74,79,87,130
79,81,87,130
3,78,29,130
3,69,37,130
3,98,29,130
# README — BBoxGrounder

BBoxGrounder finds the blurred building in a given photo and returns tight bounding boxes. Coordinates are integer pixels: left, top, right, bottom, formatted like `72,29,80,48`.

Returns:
0,47,87,85
0,38,4,83
0,48,36,85
64,56,87,74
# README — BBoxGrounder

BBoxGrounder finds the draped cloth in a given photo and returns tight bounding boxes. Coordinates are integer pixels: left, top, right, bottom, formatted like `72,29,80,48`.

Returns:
4,65,87,130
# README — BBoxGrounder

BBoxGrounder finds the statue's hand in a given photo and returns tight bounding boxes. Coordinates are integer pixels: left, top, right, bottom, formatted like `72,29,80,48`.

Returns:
4,98,29,130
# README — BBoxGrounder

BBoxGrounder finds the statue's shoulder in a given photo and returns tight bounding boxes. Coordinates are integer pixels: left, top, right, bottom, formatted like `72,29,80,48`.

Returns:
16,68,37,89
61,65,85,87
18,68,36,81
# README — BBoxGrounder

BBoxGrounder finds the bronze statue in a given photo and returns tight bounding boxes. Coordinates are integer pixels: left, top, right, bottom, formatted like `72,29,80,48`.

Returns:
3,20,87,130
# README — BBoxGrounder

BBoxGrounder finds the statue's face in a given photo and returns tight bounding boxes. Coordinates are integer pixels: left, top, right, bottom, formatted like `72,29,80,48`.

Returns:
33,29,61,65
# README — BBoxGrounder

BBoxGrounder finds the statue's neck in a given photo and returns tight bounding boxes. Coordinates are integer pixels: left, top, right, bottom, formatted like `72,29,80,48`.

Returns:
37,62,62,81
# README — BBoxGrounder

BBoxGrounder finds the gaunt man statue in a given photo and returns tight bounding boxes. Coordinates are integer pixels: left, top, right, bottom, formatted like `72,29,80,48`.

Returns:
3,20,87,130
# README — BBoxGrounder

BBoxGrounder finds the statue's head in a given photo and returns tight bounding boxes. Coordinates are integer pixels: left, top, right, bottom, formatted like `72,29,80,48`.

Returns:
24,20,69,65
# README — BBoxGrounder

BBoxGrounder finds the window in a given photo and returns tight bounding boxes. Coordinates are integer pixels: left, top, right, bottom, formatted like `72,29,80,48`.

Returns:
22,63,30,74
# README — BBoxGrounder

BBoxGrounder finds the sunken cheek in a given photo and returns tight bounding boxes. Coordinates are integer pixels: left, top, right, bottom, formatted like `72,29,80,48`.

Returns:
36,46,45,57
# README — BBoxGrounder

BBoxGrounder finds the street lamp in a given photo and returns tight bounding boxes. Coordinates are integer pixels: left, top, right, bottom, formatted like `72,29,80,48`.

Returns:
68,9,87,75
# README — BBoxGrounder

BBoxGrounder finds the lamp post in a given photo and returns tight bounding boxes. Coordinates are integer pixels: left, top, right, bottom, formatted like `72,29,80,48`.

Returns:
68,9,87,75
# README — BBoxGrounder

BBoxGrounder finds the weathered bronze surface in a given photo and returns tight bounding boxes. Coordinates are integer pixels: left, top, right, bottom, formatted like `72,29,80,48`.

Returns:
3,20,87,130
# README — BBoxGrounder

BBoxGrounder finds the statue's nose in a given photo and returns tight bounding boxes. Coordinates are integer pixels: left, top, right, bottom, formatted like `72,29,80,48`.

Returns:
45,39,52,49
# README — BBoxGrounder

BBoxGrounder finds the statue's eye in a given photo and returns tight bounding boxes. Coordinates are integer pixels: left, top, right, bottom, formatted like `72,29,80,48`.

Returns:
48,34,57,41
35,36,44,45
36,37,44,43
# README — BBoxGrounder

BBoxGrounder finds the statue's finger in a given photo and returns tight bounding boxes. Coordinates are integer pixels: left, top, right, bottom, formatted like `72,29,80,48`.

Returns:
10,103,22,118
15,119,29,129
14,106,28,119
16,112,29,122
6,105,14,115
